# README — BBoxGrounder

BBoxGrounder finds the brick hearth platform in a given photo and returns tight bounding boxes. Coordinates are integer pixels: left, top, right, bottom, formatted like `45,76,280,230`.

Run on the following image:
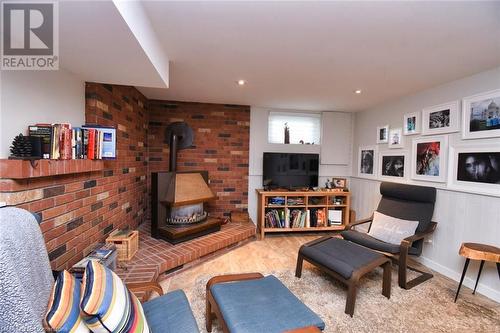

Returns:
115,219,256,296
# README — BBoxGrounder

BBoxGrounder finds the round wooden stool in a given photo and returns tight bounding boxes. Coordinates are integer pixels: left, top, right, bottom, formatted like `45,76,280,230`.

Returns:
454,242,500,302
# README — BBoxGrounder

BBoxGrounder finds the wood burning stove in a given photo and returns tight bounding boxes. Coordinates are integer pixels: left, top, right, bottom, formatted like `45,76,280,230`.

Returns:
151,122,222,244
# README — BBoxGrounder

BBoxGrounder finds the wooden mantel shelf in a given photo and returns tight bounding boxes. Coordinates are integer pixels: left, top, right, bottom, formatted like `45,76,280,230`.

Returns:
0,159,105,179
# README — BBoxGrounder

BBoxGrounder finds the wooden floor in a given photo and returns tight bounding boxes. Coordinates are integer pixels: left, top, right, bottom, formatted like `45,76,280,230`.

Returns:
160,233,327,292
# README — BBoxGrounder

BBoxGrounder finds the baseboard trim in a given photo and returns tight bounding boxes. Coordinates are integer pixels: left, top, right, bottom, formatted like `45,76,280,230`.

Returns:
418,256,500,303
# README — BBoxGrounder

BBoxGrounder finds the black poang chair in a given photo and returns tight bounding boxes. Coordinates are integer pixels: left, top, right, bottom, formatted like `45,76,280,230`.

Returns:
341,182,437,289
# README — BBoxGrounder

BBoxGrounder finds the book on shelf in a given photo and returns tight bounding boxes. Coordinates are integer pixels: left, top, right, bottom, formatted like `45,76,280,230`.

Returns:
328,209,343,225
28,124,52,159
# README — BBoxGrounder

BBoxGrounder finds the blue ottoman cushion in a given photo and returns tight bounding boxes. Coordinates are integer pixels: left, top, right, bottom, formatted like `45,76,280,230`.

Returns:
211,275,325,333
142,289,199,333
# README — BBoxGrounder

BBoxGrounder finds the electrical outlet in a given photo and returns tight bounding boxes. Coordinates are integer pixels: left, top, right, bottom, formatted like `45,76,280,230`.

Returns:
425,238,433,244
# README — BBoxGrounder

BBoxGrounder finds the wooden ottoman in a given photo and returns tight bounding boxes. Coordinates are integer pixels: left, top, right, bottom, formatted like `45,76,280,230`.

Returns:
206,273,324,333
296,236,391,317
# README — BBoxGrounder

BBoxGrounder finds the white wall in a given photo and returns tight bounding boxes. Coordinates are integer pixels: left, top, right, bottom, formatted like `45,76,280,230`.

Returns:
248,107,353,223
0,69,85,158
351,66,500,302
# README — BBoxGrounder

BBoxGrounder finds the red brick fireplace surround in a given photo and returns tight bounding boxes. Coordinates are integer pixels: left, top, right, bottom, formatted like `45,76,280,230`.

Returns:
0,83,253,272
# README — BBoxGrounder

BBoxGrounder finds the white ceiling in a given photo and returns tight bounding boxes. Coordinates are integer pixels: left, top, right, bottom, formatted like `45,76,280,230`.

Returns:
59,1,167,88
137,1,500,111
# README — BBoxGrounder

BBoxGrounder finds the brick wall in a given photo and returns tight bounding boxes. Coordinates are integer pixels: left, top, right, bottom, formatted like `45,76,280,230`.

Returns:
148,100,250,218
0,83,149,270
0,85,250,270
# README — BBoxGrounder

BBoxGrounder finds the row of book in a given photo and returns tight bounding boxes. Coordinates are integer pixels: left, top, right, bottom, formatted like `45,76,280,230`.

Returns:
28,124,116,160
265,208,342,228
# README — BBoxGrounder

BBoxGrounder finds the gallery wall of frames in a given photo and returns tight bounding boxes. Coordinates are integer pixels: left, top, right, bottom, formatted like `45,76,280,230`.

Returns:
358,88,500,197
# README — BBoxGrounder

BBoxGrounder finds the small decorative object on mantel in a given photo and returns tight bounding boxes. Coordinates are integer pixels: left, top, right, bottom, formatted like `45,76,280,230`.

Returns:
9,133,33,159
284,122,290,144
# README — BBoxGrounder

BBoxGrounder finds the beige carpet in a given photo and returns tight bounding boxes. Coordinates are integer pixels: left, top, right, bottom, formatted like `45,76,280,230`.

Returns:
186,268,500,333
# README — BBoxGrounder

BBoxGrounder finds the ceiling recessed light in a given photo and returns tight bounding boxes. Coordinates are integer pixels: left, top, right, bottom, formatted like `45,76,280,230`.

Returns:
237,79,246,86
354,89,362,94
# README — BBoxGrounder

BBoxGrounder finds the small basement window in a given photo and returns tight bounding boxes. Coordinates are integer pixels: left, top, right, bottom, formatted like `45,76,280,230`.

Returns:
268,112,321,144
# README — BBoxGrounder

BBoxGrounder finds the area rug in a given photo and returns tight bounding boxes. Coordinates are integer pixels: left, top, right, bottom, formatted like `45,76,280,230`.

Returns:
186,268,500,333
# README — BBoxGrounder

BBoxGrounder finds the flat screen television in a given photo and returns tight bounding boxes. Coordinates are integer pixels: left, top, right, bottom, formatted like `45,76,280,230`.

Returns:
263,152,319,189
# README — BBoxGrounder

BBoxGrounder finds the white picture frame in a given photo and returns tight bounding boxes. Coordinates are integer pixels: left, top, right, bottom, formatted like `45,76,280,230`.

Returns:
448,144,500,197
358,145,378,179
376,125,389,144
379,151,408,181
403,112,420,135
462,88,500,140
411,135,448,183
388,128,404,149
422,100,460,135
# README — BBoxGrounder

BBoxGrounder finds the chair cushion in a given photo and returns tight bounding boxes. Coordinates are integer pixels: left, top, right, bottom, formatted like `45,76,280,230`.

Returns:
368,211,419,245
80,261,150,333
378,182,436,233
210,275,325,333
299,237,384,279
341,230,420,255
45,270,89,333
142,289,199,333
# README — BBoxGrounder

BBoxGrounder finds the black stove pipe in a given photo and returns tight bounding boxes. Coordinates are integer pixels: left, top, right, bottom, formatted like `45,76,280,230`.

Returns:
169,133,178,172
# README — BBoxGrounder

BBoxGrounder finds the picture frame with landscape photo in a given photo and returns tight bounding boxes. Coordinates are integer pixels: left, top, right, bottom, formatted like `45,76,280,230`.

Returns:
422,100,460,135
388,127,404,149
403,112,420,135
448,144,500,197
462,88,500,140
358,145,378,179
379,151,408,180
376,125,389,144
411,135,448,183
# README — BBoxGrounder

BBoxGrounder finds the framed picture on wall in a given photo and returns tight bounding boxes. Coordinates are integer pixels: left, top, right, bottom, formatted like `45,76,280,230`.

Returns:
376,125,389,144
462,88,500,140
411,135,448,182
358,145,378,178
422,100,460,135
388,128,404,149
403,112,420,135
448,144,500,197
379,151,407,180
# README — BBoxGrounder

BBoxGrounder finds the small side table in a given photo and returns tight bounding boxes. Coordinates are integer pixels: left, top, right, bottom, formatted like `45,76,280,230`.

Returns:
454,242,500,302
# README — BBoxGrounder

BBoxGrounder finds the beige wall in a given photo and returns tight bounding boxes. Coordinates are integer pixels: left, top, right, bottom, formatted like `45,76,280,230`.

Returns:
0,69,85,158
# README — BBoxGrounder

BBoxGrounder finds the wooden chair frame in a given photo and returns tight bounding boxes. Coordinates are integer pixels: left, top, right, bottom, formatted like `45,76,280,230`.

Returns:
347,215,437,290
296,236,391,317
206,273,321,333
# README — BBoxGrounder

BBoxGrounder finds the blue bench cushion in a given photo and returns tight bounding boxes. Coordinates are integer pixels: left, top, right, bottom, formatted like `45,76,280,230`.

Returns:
142,289,199,333
300,237,384,279
211,275,325,333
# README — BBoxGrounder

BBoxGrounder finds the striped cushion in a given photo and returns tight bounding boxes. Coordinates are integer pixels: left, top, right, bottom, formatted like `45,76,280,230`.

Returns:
45,270,90,333
80,261,150,333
